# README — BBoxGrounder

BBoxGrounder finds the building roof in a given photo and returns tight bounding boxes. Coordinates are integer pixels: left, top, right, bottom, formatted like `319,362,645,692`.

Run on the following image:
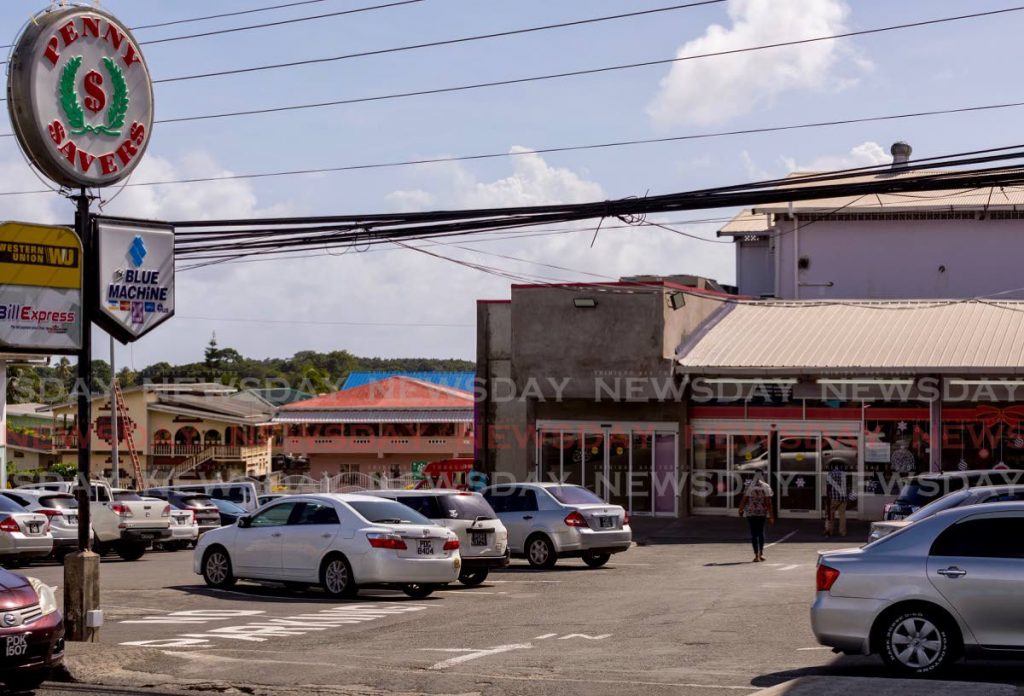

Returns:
6,403,54,419
282,376,473,412
241,388,314,407
677,300,1024,376
152,392,274,424
718,169,1024,234
341,371,475,393
717,209,773,237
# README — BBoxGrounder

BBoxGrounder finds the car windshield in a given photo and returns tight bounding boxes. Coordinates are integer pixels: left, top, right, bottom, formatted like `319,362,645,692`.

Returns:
905,489,972,522
113,491,144,501
348,499,433,526
210,499,246,514
546,485,604,505
0,495,25,513
39,495,78,510
895,478,955,507
438,493,496,520
181,496,214,508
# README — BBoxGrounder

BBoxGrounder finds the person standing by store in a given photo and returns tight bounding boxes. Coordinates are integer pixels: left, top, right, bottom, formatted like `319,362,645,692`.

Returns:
738,472,774,562
825,460,848,537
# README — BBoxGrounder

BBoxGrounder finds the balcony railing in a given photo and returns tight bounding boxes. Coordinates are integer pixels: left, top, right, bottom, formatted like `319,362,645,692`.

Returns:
278,435,473,456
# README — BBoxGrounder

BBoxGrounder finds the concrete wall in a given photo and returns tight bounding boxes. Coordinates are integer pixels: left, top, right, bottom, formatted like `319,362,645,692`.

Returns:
477,301,529,480
736,237,774,298
769,218,1024,300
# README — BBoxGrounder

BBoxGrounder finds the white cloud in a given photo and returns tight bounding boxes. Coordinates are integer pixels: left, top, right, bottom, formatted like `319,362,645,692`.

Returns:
647,0,865,128
781,140,890,172
454,147,605,207
385,188,435,212
741,150,771,180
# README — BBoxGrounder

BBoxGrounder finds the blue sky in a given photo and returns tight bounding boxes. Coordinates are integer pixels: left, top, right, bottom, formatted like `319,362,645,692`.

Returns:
0,0,1019,368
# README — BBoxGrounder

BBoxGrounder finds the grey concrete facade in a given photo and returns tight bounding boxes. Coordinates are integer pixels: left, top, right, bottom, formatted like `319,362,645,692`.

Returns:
476,281,726,516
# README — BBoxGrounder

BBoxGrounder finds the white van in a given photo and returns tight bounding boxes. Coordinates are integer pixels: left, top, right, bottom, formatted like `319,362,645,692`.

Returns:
161,482,261,512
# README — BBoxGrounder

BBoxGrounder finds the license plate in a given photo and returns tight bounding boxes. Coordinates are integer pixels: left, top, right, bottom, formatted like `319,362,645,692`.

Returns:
417,540,434,555
27,522,41,534
599,516,613,529
471,531,488,546
5,634,28,658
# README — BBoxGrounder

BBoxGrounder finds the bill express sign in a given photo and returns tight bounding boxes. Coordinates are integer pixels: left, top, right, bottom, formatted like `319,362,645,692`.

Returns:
7,7,154,188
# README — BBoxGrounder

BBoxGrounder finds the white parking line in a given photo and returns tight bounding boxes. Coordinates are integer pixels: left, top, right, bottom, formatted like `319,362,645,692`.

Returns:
489,580,562,584
765,531,797,547
423,643,533,670
797,646,833,651
777,564,802,572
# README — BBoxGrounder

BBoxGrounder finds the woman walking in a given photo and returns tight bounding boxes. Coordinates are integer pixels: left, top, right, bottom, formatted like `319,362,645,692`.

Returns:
738,472,774,562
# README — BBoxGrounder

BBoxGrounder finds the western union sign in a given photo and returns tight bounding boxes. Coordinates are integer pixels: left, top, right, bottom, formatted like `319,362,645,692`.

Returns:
0,223,81,290
0,222,83,353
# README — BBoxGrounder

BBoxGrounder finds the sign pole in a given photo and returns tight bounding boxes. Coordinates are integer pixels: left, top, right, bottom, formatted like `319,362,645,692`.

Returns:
75,188,92,552
65,188,100,644
110,336,118,490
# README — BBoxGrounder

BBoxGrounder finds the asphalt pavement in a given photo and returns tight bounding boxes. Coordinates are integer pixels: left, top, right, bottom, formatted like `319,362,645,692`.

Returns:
9,525,1023,696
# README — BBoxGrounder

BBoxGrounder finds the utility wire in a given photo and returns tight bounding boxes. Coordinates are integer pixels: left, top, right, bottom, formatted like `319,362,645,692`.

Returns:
145,6,1024,126
153,0,728,84
132,0,333,31
2,99,1023,198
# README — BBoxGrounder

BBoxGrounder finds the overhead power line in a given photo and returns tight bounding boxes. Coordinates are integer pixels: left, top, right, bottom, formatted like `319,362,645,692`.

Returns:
153,0,728,84
131,0,333,31
1,98,1022,199
143,5,1024,126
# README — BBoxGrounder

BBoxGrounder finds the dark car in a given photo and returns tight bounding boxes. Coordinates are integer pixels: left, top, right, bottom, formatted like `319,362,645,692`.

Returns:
884,469,1024,520
0,567,64,691
208,498,247,526
143,489,221,535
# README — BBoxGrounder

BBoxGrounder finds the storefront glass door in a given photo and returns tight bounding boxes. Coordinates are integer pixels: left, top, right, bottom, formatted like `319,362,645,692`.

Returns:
692,432,770,513
536,422,678,516
776,429,861,518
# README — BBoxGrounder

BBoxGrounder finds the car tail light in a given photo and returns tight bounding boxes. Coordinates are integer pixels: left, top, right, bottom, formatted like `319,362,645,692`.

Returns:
623,513,630,526
111,503,133,517
161,505,172,518
0,517,20,532
38,509,63,521
443,538,460,551
816,564,841,592
367,533,407,550
564,511,588,527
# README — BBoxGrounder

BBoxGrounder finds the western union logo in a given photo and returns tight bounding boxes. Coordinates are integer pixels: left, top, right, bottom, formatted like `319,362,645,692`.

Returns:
0,243,79,268
0,223,82,290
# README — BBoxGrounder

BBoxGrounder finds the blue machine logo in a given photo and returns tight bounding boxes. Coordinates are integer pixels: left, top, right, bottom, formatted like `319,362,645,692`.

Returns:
128,235,147,268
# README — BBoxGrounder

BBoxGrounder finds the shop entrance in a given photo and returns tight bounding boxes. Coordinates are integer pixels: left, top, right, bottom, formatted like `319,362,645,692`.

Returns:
691,421,862,519
537,421,679,517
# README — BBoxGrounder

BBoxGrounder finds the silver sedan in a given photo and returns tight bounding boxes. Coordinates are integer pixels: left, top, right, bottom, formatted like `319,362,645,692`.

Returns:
812,501,1024,675
0,493,53,564
868,484,1024,542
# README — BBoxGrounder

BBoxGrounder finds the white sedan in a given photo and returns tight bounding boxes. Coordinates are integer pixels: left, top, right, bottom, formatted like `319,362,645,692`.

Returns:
193,493,461,598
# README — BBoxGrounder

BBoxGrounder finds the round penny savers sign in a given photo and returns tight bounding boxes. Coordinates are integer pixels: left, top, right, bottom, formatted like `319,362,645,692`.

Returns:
7,6,154,188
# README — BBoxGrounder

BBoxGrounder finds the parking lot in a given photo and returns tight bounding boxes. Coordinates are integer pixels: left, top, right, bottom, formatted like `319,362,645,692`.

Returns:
0,527,1004,696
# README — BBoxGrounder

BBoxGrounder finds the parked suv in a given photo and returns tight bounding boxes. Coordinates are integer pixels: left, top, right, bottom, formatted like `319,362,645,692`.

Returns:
483,483,631,569
143,489,221,535
365,489,509,586
883,470,1023,520
0,567,64,691
0,490,78,560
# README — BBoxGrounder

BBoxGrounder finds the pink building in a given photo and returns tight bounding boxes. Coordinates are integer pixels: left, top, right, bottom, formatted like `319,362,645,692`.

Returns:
272,376,474,480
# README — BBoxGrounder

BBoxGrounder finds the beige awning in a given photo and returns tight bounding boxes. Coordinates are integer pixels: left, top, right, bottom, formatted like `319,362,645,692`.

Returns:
677,300,1024,376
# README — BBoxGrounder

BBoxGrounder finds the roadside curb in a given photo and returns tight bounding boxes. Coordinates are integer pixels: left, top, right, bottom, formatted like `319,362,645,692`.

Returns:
750,676,1017,695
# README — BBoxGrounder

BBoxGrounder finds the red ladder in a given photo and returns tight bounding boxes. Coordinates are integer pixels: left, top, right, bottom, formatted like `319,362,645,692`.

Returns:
113,379,144,490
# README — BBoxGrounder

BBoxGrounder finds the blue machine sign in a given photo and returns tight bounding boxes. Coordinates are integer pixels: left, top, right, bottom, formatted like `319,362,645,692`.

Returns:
94,218,174,343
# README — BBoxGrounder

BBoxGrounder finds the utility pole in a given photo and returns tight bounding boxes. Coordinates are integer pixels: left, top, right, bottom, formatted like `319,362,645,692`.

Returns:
110,337,119,490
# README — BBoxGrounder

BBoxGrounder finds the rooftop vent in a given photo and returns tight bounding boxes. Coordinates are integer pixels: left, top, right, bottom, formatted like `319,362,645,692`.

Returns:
891,141,912,169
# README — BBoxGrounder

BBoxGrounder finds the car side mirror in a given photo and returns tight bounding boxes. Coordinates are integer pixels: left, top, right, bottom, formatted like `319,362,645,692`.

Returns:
237,516,251,528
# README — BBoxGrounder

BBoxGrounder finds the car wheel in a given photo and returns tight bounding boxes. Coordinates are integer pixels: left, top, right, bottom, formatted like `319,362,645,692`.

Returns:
880,609,956,675
526,534,557,569
401,583,437,599
202,547,237,589
3,670,47,692
582,552,611,568
458,568,489,586
117,543,146,562
320,554,357,598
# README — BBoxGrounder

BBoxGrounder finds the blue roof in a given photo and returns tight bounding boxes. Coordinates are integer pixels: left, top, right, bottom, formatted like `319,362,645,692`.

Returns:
341,371,475,392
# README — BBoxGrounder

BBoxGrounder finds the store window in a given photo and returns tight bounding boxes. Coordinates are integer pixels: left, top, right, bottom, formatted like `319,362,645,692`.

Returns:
943,407,1024,471
863,414,929,492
